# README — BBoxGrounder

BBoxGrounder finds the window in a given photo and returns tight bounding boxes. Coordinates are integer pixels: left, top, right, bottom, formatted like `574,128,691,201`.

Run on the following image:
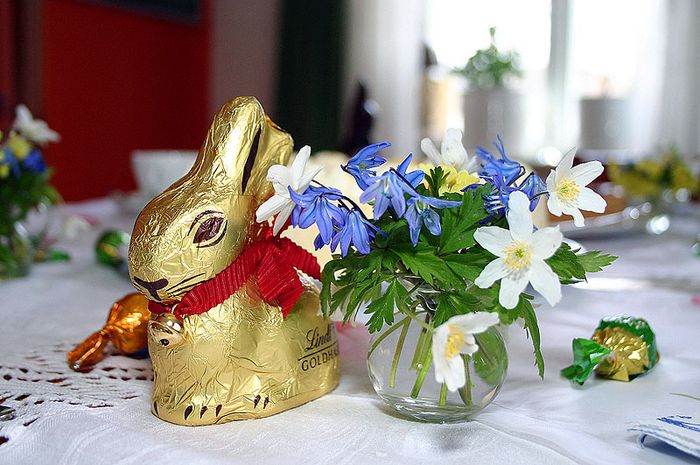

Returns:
423,0,666,162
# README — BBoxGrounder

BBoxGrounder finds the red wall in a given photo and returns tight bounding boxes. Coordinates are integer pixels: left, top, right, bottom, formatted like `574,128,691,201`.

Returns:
42,0,210,201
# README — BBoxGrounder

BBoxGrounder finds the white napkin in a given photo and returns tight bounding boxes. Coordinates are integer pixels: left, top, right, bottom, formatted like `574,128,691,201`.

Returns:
629,414,700,459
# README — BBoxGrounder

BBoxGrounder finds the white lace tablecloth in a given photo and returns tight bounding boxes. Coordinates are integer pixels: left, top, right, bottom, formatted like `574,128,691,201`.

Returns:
1,198,700,465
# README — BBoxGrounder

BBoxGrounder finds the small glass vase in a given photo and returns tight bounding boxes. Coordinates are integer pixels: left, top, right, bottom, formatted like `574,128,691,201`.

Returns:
0,222,33,279
367,282,508,423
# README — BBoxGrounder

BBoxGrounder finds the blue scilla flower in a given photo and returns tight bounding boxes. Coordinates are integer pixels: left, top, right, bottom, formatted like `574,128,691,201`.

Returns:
480,171,546,217
395,153,425,187
0,147,20,178
332,209,382,255
359,170,411,218
476,135,524,185
313,211,345,250
359,154,425,219
289,186,345,244
519,171,547,210
405,195,461,245
343,142,390,189
22,149,46,173
480,174,514,217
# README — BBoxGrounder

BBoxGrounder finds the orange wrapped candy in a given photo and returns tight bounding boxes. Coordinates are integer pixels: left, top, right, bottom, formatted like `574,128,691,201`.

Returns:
67,293,150,371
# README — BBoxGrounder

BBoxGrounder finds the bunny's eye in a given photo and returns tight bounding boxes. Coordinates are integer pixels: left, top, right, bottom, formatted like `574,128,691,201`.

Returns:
189,211,227,247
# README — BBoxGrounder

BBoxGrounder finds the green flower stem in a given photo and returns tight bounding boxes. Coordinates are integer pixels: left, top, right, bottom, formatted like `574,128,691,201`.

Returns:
411,324,429,370
402,306,432,331
368,316,410,358
439,383,448,406
411,315,433,375
389,318,410,388
459,354,473,406
410,340,432,398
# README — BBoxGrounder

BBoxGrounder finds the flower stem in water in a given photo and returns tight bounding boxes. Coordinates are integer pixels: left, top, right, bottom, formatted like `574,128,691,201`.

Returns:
410,313,431,369
459,354,473,406
439,383,447,406
410,341,432,398
368,316,410,358
389,318,411,389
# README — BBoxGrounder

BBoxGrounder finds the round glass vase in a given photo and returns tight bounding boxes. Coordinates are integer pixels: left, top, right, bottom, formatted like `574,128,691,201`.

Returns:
367,284,508,423
0,222,33,279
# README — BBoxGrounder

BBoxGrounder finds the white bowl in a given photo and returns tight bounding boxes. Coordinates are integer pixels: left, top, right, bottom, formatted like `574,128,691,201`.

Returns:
131,150,197,199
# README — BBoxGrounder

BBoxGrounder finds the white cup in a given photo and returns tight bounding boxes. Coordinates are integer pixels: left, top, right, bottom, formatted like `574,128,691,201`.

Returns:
131,150,197,199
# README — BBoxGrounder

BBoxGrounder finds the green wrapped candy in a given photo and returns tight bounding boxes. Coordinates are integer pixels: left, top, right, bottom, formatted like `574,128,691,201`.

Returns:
95,230,130,274
561,315,658,385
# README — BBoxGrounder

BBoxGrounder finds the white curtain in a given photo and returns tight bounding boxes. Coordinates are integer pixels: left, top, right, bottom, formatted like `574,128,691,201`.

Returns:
653,0,700,157
344,0,425,157
577,0,700,157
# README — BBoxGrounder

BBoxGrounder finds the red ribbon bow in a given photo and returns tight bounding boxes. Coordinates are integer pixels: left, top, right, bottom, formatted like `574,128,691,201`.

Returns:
148,235,320,320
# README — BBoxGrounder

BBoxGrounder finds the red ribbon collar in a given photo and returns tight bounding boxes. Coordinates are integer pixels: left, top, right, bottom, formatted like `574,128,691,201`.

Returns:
148,235,320,320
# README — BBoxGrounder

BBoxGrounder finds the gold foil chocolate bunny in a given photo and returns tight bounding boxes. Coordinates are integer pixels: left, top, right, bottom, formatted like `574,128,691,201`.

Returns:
127,97,340,425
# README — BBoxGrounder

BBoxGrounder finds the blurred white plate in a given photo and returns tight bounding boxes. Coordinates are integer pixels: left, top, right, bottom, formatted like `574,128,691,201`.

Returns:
131,150,197,199
555,204,653,239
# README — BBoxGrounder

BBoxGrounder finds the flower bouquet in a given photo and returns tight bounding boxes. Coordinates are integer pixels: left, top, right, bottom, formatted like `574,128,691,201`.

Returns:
608,147,698,202
608,147,699,235
0,105,61,278
256,128,616,422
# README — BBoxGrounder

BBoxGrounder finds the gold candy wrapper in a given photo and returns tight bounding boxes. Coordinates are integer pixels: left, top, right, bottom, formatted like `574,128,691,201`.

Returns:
591,326,650,382
127,97,340,425
562,315,658,385
67,293,150,371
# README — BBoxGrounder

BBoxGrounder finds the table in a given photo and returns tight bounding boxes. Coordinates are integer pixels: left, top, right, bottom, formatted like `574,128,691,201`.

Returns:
1,198,699,465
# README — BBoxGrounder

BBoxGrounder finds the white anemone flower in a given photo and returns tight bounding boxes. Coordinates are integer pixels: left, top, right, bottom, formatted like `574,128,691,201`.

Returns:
474,191,563,309
13,104,60,145
546,148,606,227
420,128,478,172
432,312,500,391
255,145,322,235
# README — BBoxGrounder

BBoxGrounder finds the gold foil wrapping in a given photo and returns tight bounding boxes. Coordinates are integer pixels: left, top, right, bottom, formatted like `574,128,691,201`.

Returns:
148,278,339,425
128,97,339,425
67,293,150,371
592,327,650,382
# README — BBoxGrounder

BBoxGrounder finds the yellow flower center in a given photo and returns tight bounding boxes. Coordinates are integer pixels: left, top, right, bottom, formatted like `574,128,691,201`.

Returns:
443,166,481,193
444,325,465,358
556,177,580,203
8,132,32,160
418,163,482,194
504,240,532,272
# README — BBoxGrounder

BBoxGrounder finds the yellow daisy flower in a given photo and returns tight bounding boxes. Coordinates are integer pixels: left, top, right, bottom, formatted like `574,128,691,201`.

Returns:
8,131,32,161
419,163,482,194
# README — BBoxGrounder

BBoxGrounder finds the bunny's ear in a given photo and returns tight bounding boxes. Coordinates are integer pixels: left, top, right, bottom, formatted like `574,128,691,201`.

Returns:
196,97,292,201
242,115,293,201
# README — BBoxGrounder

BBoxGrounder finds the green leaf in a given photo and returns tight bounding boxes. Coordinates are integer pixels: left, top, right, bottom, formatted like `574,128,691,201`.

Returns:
393,243,454,286
320,260,343,316
434,291,483,326
473,329,508,385
355,253,379,281
546,242,586,282
518,297,545,378
345,278,383,322
44,249,70,262
443,250,492,281
364,280,409,333
439,188,485,254
329,284,353,315
547,243,617,284
577,250,617,273
425,166,447,197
